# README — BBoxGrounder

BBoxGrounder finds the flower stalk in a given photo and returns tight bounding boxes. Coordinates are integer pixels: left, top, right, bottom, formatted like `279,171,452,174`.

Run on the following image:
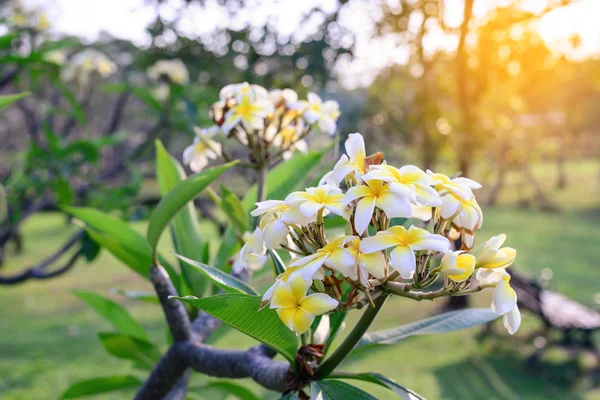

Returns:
315,294,389,379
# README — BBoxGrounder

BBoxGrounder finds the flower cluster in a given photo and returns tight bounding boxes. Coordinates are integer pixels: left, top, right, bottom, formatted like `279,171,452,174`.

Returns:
62,49,117,85
7,1,49,32
242,132,520,335
147,59,190,101
183,82,341,173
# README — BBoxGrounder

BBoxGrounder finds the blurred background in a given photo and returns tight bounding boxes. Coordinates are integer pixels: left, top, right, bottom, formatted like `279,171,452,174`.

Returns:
0,0,599,399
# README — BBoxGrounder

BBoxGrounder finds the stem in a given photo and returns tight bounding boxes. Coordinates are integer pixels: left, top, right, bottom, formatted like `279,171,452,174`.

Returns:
254,165,268,227
315,294,389,379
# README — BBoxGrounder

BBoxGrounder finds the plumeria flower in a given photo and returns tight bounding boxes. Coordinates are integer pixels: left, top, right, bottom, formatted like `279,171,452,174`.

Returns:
237,228,268,272
286,185,348,219
438,250,476,283
221,90,274,134
270,274,338,335
346,238,387,287
219,82,268,101
477,234,516,269
363,165,441,207
251,200,313,249
476,268,521,334
272,125,308,160
343,180,412,235
360,226,450,279
261,263,325,307
43,50,66,66
289,236,357,279
297,92,340,136
232,231,269,274
269,88,298,108
427,171,482,219
320,133,368,186
147,59,189,85
453,196,483,233
183,127,222,172
62,49,117,84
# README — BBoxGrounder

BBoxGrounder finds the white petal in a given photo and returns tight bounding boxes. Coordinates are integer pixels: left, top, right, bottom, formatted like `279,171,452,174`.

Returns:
491,280,517,314
439,194,461,219
389,245,417,279
376,192,412,219
503,305,521,335
360,232,400,253
263,219,289,249
299,201,324,217
354,196,376,235
345,133,366,164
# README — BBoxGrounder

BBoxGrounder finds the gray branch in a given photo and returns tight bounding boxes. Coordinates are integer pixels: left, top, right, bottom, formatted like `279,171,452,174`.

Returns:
135,265,290,399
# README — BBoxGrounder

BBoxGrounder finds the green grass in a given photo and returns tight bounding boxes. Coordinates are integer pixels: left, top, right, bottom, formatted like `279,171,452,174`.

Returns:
0,160,599,399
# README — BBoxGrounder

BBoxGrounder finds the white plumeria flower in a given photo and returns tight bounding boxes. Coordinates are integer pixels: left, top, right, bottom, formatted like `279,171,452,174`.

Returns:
453,196,483,233
219,82,269,101
297,92,340,136
427,171,482,219
147,59,189,85
476,268,521,334
221,90,274,134
43,50,66,66
319,133,367,186
270,274,338,335
477,234,517,270
152,84,170,101
360,226,450,279
347,238,387,287
286,185,348,220
62,49,117,84
289,236,357,280
438,250,476,283
251,200,312,249
272,125,308,160
237,228,268,272
261,263,325,306
363,164,442,207
269,88,298,107
182,127,222,173
343,180,412,235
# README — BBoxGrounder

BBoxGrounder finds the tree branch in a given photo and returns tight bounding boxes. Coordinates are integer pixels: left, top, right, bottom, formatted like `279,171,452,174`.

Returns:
150,264,191,342
0,230,84,284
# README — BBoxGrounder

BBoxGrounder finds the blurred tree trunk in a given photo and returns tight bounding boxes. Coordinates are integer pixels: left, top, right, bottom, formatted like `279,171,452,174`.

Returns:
456,0,475,178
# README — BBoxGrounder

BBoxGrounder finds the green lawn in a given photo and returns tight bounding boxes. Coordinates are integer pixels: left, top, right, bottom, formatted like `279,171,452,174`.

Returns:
0,160,599,399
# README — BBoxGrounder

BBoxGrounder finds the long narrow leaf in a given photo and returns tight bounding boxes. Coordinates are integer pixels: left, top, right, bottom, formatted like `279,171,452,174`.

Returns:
311,380,376,400
155,140,205,295
174,253,259,295
74,290,148,340
328,372,425,400
147,161,237,254
350,308,500,357
61,375,141,399
0,91,30,111
171,294,298,363
97,333,160,368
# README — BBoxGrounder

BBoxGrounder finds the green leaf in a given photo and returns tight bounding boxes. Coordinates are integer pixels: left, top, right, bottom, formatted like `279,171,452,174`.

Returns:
268,249,286,276
61,375,141,399
214,227,240,272
98,333,160,368
147,161,238,254
174,253,258,295
172,294,297,363
324,311,346,355
64,207,153,277
55,81,86,126
74,290,148,340
310,380,376,400
194,381,260,400
220,185,248,233
155,140,205,295
328,373,425,400
350,308,500,357
52,179,74,206
0,33,16,50
0,91,30,111
114,289,159,304
242,148,330,211
80,231,101,262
